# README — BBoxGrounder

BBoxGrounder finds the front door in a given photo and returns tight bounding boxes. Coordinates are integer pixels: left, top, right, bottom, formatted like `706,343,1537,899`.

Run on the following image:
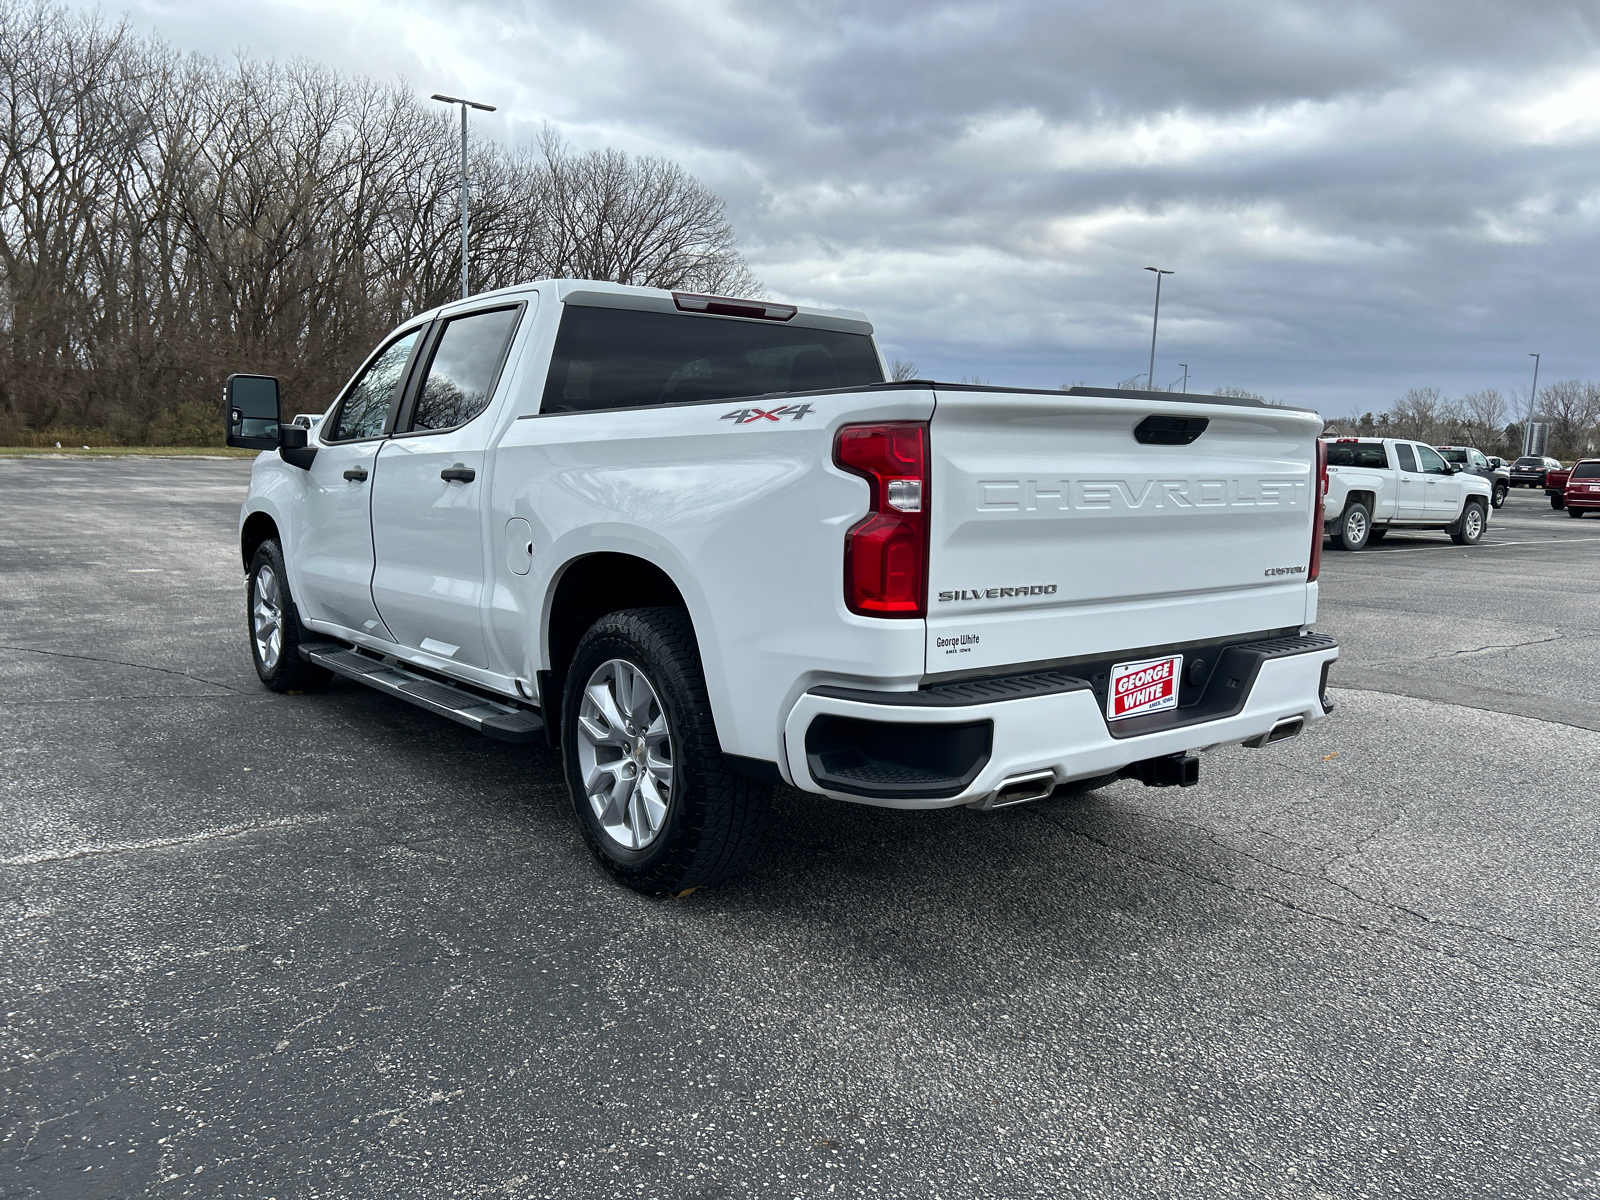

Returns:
1416,444,1465,518
370,305,523,671
294,327,424,634
1391,442,1427,519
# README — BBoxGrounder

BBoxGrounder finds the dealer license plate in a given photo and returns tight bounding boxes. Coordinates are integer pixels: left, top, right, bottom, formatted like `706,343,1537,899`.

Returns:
1107,654,1183,721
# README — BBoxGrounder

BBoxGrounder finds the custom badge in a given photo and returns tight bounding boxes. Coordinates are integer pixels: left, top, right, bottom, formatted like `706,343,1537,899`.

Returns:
1107,654,1182,721
720,403,815,425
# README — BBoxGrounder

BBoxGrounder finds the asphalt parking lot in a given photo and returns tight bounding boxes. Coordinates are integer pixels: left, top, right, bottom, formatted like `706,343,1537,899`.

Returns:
4,458,1600,1200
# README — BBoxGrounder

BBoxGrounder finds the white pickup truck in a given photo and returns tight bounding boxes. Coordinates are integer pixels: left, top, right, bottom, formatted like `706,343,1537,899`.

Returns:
1322,437,1494,552
226,279,1339,892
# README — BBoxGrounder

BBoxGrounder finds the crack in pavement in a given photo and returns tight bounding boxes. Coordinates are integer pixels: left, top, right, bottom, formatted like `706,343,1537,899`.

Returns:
0,645,243,694
1365,633,1567,668
1027,807,1600,1014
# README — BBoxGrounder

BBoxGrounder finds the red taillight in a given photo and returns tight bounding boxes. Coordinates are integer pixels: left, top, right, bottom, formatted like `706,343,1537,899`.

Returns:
835,422,929,617
1310,436,1328,581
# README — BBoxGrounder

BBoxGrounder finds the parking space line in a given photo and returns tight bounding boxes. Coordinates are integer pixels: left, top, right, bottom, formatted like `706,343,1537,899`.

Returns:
1363,535,1600,554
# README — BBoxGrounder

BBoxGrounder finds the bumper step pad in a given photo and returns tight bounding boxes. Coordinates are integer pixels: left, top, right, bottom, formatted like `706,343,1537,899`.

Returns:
299,644,544,743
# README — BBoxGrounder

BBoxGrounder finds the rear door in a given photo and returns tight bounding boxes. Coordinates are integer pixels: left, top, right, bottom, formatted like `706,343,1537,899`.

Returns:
369,303,525,670
924,389,1321,675
1416,444,1462,518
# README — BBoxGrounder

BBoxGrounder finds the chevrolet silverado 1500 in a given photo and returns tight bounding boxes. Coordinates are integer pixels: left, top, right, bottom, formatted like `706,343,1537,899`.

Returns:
226,279,1339,891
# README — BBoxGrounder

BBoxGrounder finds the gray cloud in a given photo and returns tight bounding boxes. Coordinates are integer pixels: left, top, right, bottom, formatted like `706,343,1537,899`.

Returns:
93,0,1600,411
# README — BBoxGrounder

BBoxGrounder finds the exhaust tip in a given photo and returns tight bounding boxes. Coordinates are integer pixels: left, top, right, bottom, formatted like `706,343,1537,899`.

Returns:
1243,717,1305,748
971,769,1057,811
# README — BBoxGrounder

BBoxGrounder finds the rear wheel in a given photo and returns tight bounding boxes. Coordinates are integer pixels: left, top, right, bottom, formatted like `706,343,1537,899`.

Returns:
1491,483,1507,509
1332,502,1371,551
561,607,772,893
1568,506,1586,519
1449,499,1486,545
1551,493,1566,510
246,539,332,693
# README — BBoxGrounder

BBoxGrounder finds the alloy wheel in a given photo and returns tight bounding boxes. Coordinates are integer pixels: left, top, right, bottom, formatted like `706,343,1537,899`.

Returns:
575,658,674,851
252,564,283,671
1345,508,1368,547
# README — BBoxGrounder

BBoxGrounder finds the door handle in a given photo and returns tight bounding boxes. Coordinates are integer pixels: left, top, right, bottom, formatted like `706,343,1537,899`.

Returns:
343,467,368,482
440,466,475,483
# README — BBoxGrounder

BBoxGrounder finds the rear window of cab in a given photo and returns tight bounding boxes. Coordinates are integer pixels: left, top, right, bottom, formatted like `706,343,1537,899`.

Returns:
1326,443,1389,468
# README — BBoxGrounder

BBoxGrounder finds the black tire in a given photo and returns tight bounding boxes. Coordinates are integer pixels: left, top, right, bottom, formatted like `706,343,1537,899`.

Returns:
246,539,332,693
561,607,771,893
1551,493,1566,510
1449,499,1487,546
1491,483,1507,509
1331,501,1371,551
1367,528,1387,542
1567,506,1586,519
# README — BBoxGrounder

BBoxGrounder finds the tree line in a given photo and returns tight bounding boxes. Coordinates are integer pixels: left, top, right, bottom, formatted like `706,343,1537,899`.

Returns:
1328,383,1600,462
0,1,760,445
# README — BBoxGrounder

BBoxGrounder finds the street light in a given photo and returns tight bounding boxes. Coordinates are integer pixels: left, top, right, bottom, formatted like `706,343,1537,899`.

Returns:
431,93,497,300
1144,266,1174,393
1178,363,1189,393
1525,352,1541,457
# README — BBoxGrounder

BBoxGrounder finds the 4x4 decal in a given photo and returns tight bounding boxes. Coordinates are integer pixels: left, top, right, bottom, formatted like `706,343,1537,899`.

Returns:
721,403,815,425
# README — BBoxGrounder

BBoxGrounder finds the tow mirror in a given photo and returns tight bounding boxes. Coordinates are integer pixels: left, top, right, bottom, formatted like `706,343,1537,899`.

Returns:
225,375,282,450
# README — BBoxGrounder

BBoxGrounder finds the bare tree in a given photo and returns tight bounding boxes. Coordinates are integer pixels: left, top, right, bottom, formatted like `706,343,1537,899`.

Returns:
889,358,920,381
1459,388,1507,450
1535,379,1600,459
0,0,764,444
1387,387,1454,444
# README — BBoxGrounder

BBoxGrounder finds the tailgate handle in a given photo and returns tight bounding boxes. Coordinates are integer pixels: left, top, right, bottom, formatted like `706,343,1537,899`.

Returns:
1134,415,1209,445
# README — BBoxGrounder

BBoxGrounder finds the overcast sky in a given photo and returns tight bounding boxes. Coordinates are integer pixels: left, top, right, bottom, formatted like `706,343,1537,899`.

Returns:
83,0,1600,414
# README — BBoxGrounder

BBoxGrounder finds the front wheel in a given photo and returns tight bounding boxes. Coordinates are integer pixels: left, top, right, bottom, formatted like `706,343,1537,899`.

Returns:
1331,502,1371,551
1551,493,1566,510
1449,500,1486,545
561,607,772,893
1492,483,1507,509
246,539,332,693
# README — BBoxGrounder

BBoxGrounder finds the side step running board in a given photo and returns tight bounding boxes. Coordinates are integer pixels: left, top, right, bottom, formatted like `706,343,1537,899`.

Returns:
299,643,544,743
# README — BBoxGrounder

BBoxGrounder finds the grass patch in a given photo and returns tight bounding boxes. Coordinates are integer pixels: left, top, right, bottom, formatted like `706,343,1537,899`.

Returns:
0,445,260,458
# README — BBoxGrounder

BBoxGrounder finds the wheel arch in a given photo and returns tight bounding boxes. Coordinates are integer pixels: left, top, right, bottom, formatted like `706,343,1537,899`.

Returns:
241,509,280,571
541,551,693,720
1342,489,1376,514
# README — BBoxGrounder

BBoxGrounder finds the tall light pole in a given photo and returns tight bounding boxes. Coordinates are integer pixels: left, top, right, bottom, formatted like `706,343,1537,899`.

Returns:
1526,352,1541,423
431,93,497,300
1179,363,1189,393
1144,266,1174,392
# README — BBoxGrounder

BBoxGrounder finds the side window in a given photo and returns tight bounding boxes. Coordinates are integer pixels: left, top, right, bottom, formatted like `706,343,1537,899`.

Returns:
1469,451,1487,468
410,307,522,432
1394,443,1418,473
1416,445,1450,475
327,330,421,441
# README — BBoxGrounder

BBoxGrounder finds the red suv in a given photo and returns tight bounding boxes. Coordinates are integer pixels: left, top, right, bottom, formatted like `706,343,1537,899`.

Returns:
1564,460,1600,517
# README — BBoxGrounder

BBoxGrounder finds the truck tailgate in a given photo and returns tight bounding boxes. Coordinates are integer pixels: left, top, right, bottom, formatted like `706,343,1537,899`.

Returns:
926,389,1320,675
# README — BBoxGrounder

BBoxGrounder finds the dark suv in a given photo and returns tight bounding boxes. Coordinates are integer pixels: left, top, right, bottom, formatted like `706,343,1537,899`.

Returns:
1510,455,1563,488
1435,445,1508,508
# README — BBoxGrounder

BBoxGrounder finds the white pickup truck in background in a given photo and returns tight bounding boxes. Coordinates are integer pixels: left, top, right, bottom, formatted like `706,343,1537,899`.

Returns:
1322,437,1493,552
226,279,1339,892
